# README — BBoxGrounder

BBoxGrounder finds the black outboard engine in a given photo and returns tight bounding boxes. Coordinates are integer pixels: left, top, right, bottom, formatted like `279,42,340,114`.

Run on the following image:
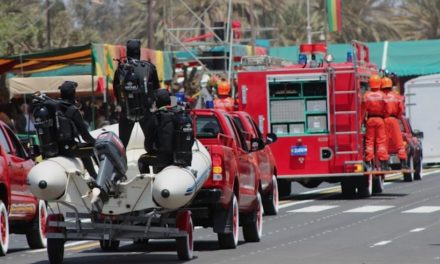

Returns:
173,107,194,167
33,98,59,158
92,131,127,209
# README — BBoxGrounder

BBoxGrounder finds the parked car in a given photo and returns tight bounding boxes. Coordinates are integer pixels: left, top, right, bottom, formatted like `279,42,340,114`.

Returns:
0,121,47,256
230,111,279,215
190,109,263,249
388,117,423,182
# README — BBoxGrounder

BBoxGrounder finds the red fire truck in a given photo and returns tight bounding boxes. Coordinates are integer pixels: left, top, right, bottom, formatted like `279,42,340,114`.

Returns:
236,41,385,198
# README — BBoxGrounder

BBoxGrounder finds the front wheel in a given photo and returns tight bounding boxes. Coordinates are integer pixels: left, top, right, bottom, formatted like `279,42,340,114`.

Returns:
403,156,414,182
262,175,279,215
242,192,263,242
357,174,372,198
372,175,385,194
0,201,9,256
414,157,423,181
26,200,48,249
277,179,291,197
217,194,239,249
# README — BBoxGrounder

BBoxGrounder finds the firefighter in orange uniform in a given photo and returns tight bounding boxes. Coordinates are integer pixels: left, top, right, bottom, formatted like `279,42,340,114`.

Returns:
361,74,389,171
382,77,408,169
214,79,234,111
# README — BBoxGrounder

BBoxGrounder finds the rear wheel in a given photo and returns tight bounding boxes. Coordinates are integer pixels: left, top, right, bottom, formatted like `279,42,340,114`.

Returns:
277,179,291,197
243,192,263,242
47,239,64,264
0,201,9,256
262,175,279,215
176,211,194,260
218,194,239,249
357,174,372,198
99,240,120,251
372,175,385,194
414,157,423,180
341,178,356,198
26,200,48,249
403,156,414,182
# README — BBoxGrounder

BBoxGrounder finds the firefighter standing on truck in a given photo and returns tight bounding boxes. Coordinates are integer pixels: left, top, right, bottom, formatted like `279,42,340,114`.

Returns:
382,77,408,169
113,39,160,148
214,79,234,111
361,74,389,171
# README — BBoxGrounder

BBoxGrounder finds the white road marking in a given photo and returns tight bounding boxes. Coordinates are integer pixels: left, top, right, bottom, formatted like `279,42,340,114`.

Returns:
402,206,440,213
288,205,339,213
410,228,426,232
344,205,394,213
278,199,314,209
370,240,392,247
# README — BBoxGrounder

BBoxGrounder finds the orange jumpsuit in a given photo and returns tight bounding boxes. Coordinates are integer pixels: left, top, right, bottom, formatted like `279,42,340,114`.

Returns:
361,90,388,162
384,91,407,160
214,97,234,112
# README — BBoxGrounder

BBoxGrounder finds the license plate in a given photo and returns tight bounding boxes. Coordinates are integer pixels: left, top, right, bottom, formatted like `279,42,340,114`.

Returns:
291,145,308,156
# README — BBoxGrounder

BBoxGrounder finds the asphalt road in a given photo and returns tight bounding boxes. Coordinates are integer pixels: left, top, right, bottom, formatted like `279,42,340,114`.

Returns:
5,169,440,264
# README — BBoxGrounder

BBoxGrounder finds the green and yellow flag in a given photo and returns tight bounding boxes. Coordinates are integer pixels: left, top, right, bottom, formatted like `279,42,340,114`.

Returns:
327,0,342,32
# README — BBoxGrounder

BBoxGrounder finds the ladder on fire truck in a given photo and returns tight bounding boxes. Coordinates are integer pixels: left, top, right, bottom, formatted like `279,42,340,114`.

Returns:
332,41,370,156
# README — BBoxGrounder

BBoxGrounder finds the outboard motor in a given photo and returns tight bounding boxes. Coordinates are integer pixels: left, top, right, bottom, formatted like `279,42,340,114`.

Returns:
92,131,127,210
33,103,59,158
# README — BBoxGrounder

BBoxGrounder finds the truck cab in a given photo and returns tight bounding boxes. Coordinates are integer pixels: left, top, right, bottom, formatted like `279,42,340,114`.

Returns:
0,121,47,256
190,109,262,249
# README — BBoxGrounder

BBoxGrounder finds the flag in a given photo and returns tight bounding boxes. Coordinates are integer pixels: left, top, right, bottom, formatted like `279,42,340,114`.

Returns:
327,0,342,32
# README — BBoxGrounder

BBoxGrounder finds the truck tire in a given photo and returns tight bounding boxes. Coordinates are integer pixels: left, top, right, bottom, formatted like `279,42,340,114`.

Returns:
99,240,120,251
47,238,64,264
414,158,423,181
357,175,372,198
242,192,263,242
341,178,356,198
277,179,291,197
26,200,48,249
262,175,279,215
372,175,385,194
217,194,239,249
403,156,414,182
0,201,9,256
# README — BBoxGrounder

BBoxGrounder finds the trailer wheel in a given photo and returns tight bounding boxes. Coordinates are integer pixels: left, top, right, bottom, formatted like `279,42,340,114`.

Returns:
341,179,356,198
262,175,279,215
0,201,9,256
277,179,291,197
26,200,48,249
176,211,194,260
218,194,239,249
403,156,414,182
243,192,263,242
99,240,120,251
372,175,385,194
47,239,64,264
357,174,372,198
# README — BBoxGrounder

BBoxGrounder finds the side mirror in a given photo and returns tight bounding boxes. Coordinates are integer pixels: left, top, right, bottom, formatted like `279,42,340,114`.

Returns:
251,138,265,151
266,133,278,144
413,129,424,139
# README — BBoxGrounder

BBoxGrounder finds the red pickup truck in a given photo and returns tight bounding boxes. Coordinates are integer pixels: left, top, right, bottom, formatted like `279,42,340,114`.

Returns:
230,111,279,215
0,122,47,256
191,109,262,249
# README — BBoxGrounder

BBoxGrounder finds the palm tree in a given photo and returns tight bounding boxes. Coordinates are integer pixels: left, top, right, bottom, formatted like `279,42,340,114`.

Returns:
393,0,440,40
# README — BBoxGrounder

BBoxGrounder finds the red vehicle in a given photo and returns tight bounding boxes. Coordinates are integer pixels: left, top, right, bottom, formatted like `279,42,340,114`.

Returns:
0,122,47,255
237,41,384,198
230,111,279,215
190,109,262,249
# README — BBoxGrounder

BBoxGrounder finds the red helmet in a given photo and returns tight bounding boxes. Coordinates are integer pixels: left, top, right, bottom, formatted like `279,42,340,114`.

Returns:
381,77,392,89
368,74,381,89
217,81,231,96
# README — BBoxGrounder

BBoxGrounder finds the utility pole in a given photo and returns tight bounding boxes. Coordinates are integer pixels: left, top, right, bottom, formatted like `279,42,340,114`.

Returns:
46,0,51,49
147,0,154,49
250,0,256,55
306,0,312,44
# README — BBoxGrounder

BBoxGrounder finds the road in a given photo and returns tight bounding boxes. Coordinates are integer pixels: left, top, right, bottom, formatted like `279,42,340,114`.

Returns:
5,169,440,264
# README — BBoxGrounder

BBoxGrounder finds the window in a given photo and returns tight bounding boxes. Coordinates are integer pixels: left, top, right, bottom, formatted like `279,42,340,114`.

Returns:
5,126,27,158
196,116,222,139
0,128,11,154
227,116,249,152
268,78,328,136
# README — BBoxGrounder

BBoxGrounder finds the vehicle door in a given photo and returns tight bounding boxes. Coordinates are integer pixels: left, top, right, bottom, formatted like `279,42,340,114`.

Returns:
224,114,257,207
1,126,36,219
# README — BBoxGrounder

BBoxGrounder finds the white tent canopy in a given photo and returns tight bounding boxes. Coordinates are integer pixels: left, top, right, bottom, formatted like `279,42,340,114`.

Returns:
7,75,100,98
